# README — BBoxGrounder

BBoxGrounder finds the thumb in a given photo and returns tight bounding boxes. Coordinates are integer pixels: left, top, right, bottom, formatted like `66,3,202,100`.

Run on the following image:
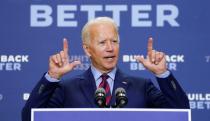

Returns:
68,60,81,70
135,55,146,64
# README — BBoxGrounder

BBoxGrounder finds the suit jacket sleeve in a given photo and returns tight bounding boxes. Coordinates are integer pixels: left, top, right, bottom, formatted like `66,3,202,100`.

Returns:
21,73,64,121
145,73,189,108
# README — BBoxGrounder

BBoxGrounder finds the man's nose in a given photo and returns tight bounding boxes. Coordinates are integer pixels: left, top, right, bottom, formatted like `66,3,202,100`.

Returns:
106,41,114,51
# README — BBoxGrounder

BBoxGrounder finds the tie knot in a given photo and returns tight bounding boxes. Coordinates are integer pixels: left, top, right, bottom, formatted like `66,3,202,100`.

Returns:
101,73,109,81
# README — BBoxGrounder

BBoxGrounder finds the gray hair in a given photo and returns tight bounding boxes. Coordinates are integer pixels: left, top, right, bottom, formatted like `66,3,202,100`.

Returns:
81,17,119,45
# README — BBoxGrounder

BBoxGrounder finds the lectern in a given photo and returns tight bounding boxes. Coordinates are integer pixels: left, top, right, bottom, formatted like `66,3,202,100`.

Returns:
32,108,191,121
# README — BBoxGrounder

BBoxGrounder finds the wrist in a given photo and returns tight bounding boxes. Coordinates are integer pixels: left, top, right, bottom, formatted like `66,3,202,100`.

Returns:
155,70,170,78
48,71,62,79
153,68,167,75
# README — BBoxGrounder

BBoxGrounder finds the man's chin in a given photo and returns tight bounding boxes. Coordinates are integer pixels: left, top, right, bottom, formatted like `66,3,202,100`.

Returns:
104,64,116,71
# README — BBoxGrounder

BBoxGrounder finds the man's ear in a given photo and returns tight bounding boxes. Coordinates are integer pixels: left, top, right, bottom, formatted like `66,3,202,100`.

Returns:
83,44,91,57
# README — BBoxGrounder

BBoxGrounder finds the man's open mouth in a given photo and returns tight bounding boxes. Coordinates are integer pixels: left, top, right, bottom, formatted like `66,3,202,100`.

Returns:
104,56,115,60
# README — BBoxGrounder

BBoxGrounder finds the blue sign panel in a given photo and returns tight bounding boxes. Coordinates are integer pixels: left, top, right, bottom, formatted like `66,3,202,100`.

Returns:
32,109,191,121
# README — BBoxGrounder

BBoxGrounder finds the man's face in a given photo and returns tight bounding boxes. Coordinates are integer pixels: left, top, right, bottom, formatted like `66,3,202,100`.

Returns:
83,22,119,73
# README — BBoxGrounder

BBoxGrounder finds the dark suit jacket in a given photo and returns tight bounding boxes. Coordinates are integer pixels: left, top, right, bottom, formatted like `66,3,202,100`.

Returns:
22,68,189,121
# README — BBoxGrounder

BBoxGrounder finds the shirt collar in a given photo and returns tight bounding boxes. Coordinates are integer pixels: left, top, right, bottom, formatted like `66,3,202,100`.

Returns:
90,64,117,81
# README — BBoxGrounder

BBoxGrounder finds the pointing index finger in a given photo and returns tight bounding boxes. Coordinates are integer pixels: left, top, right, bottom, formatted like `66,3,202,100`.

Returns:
147,37,153,56
63,38,69,54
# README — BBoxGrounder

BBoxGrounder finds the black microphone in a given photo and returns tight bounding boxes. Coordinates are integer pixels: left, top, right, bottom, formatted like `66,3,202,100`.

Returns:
95,88,106,108
115,87,128,108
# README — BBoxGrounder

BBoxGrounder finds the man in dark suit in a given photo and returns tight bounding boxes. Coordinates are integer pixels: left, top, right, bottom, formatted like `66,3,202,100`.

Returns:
22,17,189,121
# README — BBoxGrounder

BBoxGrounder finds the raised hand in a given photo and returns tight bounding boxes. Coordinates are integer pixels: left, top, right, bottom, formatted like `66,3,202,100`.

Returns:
48,38,81,79
135,37,167,75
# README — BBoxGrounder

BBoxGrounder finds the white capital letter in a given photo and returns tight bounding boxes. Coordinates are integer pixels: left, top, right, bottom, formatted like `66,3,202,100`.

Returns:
57,5,77,27
105,5,128,26
157,5,180,27
30,5,52,27
132,5,152,27
81,5,102,21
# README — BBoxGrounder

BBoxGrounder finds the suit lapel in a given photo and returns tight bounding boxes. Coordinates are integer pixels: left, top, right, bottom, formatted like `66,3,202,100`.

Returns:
79,68,97,107
110,69,130,106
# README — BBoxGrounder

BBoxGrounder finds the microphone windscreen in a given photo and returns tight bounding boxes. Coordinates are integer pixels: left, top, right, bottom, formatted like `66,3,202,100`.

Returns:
115,87,126,95
95,88,105,95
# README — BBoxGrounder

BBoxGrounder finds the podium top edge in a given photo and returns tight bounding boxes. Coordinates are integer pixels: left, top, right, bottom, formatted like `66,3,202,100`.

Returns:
32,108,191,112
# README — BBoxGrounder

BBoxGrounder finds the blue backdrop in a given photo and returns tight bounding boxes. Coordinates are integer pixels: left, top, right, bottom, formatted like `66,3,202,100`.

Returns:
0,0,210,121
